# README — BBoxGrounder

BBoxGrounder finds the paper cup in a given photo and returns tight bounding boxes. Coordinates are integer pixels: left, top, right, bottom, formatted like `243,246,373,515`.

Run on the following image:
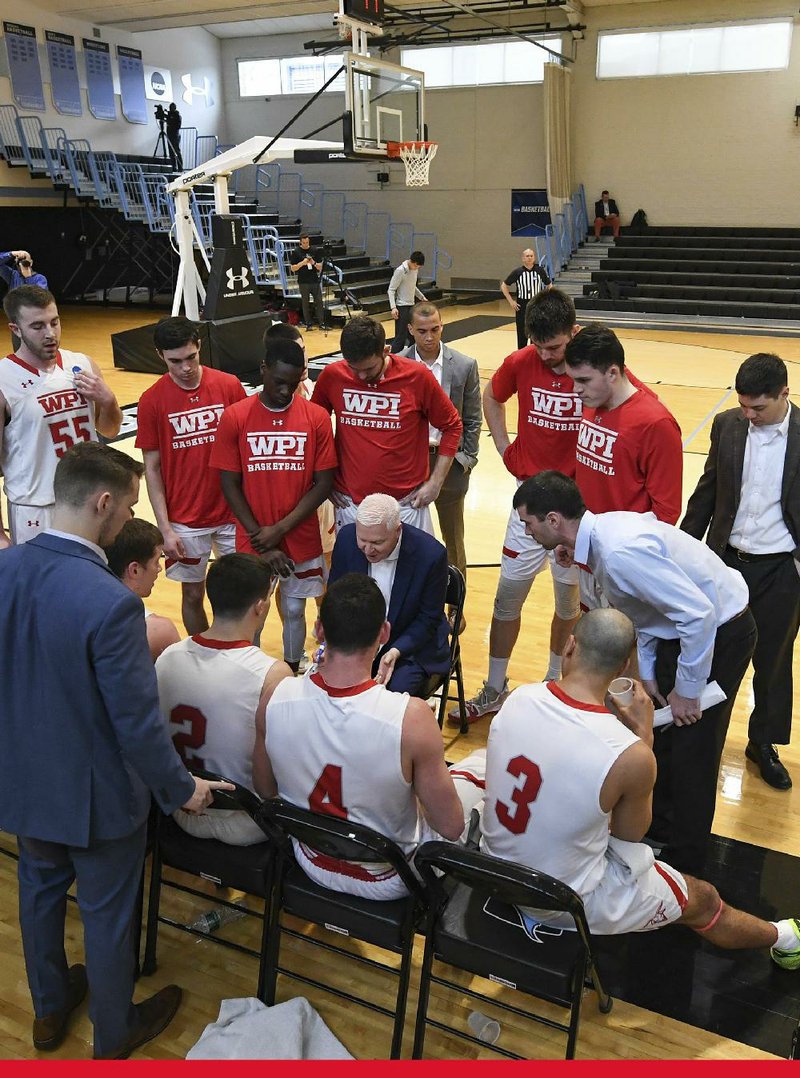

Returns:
609,676,634,706
467,1011,501,1045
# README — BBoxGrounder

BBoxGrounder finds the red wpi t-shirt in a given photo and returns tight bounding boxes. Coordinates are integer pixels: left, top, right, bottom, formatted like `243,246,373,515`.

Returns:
311,354,462,504
135,367,246,529
575,378,683,523
490,346,582,480
210,393,337,563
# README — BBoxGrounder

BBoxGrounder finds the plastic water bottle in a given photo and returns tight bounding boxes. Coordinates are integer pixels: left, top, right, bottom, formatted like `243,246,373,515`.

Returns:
467,1011,501,1045
188,905,247,934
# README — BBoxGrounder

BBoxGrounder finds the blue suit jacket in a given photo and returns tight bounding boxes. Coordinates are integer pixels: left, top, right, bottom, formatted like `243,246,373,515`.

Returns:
0,533,194,846
330,523,450,676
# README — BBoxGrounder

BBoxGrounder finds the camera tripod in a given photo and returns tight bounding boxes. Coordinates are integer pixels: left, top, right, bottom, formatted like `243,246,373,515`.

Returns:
153,121,169,162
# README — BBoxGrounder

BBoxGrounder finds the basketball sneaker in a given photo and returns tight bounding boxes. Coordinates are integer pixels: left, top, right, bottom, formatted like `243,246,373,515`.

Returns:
771,918,800,970
447,679,509,727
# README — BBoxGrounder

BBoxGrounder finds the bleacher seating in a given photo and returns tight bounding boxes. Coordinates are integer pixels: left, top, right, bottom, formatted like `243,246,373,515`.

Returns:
575,226,800,322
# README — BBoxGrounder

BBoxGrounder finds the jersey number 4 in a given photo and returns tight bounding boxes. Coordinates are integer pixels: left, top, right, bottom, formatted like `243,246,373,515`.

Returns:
48,414,92,458
495,754,542,835
309,763,349,820
170,704,207,771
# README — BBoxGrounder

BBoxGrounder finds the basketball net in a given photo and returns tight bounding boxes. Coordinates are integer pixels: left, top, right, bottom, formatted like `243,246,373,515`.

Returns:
387,141,438,187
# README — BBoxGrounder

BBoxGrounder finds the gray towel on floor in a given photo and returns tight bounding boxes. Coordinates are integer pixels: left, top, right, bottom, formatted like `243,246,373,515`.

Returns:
186,996,354,1059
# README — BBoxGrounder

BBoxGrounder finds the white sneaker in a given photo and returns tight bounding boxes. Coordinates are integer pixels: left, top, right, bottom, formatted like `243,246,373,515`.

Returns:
447,679,510,727
296,652,310,674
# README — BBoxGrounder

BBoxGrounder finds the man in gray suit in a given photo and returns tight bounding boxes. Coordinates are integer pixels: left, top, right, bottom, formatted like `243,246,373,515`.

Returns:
401,301,481,579
0,442,230,1058
682,353,800,790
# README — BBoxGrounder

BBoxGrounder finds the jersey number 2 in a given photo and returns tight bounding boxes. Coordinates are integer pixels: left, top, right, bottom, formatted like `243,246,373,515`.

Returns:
309,764,348,819
495,755,542,835
170,704,207,771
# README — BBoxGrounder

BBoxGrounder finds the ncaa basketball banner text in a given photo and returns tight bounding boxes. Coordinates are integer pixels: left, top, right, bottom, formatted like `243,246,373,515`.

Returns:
3,22,45,112
45,31,81,116
512,189,551,237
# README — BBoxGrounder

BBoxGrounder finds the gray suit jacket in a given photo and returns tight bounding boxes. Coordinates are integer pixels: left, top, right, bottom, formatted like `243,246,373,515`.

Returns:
400,343,481,472
681,402,800,558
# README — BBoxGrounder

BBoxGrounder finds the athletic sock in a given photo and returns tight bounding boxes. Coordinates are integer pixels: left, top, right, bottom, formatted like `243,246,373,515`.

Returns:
487,657,509,694
772,919,800,951
545,651,562,681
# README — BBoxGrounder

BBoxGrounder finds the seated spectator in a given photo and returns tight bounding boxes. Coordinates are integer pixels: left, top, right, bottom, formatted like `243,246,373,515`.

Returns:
329,492,450,694
593,190,621,240
257,573,465,898
455,609,800,966
156,553,292,845
106,518,180,661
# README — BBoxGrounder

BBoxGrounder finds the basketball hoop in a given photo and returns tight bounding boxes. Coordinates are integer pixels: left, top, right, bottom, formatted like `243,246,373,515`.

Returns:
386,141,438,187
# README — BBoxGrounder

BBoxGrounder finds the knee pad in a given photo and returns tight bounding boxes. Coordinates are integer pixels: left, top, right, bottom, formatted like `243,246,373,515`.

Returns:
553,578,580,621
492,574,533,621
280,594,307,662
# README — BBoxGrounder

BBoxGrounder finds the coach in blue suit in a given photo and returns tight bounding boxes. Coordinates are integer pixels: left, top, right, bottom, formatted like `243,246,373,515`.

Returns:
329,493,450,694
0,442,228,1059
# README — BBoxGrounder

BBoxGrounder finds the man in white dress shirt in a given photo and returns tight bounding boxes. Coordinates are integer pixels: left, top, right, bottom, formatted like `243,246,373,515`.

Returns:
513,470,756,876
682,353,800,791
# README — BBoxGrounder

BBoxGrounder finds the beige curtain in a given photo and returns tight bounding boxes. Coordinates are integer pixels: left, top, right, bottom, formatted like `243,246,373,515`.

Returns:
544,62,572,218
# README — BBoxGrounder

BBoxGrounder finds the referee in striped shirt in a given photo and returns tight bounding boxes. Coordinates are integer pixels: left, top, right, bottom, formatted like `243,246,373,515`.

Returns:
501,249,552,350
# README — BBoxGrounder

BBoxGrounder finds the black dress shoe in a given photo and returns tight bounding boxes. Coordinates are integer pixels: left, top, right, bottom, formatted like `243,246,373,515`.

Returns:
94,985,182,1060
33,963,87,1051
745,741,792,790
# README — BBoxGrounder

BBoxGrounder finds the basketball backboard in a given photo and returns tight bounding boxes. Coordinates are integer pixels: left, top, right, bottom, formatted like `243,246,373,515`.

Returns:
343,52,426,157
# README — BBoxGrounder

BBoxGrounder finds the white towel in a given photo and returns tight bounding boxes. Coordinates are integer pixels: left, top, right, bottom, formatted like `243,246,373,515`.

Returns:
186,996,354,1059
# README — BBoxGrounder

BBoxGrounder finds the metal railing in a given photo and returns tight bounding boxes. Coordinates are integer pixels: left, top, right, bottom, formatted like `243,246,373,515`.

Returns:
0,104,25,165
343,201,368,253
16,115,47,175
41,127,69,185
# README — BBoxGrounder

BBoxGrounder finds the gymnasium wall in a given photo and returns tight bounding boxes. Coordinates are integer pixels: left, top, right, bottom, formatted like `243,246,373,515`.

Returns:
220,31,545,290
573,0,800,228
220,1,800,285
0,2,224,206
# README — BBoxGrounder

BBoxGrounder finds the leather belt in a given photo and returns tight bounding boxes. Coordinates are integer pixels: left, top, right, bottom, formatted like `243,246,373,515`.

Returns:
726,544,791,563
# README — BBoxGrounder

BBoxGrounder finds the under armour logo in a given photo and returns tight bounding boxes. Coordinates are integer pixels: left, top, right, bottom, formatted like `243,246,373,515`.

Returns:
21,379,34,388
189,394,200,403
226,267,250,290
27,520,39,528
181,74,213,107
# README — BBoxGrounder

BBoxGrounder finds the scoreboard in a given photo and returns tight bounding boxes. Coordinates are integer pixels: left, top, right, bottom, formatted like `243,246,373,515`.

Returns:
341,0,385,27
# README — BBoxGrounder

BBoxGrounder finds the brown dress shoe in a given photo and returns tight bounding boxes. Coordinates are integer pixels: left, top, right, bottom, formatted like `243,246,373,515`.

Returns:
33,963,88,1051
94,984,182,1061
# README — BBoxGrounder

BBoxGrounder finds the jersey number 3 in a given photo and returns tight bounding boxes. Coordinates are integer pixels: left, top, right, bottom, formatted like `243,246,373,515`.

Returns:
495,754,542,835
309,764,349,820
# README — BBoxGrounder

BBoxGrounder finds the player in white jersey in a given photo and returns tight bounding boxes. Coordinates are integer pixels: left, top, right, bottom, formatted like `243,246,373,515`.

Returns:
257,572,465,898
156,554,292,845
0,286,121,545
456,609,800,966
105,518,180,662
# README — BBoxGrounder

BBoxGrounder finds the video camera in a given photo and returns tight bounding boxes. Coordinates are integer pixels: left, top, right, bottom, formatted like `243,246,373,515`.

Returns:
154,104,167,126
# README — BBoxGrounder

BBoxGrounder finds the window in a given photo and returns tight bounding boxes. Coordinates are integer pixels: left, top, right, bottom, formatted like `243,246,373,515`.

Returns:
401,38,562,89
237,55,346,97
596,19,792,79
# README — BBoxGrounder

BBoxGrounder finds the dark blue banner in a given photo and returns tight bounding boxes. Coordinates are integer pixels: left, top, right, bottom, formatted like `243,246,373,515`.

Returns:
83,38,116,120
3,22,45,111
511,189,551,237
45,30,81,117
117,44,147,124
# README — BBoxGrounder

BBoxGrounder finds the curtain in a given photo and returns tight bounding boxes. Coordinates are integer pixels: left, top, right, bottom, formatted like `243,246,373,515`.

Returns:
544,62,572,218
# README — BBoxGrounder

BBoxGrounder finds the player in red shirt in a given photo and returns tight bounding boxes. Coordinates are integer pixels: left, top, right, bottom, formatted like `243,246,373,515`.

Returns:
453,289,583,725
135,316,247,634
311,315,462,533
565,323,683,523
211,338,337,672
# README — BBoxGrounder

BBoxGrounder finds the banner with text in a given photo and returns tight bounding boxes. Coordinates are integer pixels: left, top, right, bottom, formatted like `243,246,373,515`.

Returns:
3,22,45,111
83,38,116,120
45,31,81,116
511,189,551,237
117,44,147,124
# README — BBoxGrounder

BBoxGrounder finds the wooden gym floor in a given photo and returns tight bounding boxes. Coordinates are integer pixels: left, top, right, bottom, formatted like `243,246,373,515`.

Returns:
1,301,798,1060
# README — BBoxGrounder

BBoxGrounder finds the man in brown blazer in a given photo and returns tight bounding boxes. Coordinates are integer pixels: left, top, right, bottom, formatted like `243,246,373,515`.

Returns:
682,353,800,790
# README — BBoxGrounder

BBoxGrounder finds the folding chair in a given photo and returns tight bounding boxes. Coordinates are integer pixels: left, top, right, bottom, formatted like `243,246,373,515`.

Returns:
257,797,430,1059
421,564,468,733
412,841,612,1059
142,770,274,1000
